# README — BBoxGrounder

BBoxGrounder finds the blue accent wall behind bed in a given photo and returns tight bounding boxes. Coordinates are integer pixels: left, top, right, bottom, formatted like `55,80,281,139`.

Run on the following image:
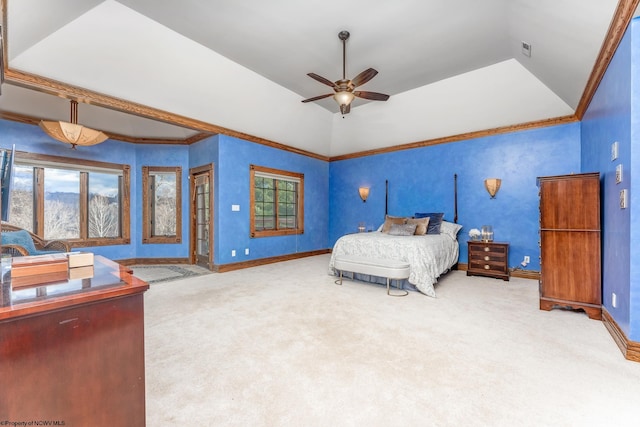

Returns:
328,123,581,272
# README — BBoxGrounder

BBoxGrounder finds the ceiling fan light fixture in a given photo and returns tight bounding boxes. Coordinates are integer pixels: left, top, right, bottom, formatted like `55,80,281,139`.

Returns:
303,31,389,115
333,91,355,107
39,100,108,149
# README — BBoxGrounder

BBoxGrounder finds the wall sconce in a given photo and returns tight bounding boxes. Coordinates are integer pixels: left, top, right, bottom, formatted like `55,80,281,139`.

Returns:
358,187,370,202
484,178,501,198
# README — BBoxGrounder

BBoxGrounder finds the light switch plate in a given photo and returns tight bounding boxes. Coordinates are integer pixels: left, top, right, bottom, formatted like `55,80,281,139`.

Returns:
232,204,240,211
611,141,619,161
616,164,623,184
620,189,628,209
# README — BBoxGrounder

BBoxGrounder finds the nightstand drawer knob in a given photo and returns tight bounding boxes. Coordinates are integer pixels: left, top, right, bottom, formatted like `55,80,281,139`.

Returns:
484,264,490,270
484,255,490,261
484,247,490,252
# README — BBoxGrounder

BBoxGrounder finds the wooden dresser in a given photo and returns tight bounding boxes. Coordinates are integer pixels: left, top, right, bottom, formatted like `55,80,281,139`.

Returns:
467,241,510,281
0,256,149,426
538,172,601,320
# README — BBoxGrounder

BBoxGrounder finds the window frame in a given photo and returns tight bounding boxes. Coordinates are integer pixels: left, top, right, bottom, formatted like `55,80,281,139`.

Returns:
141,166,182,244
12,151,131,247
250,164,304,238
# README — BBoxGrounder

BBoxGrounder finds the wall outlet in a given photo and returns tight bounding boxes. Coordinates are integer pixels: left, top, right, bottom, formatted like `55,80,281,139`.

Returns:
612,292,617,308
231,250,236,257
245,248,249,255
524,256,530,264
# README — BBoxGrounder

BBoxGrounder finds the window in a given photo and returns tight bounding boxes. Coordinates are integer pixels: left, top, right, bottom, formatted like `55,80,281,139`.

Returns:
142,166,182,244
9,152,130,247
250,165,304,238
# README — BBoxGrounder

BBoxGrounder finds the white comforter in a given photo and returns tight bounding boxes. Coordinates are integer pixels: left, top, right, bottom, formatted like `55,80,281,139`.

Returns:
328,231,459,297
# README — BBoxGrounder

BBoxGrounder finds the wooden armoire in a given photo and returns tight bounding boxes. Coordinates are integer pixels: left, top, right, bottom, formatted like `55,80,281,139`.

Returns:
537,173,601,320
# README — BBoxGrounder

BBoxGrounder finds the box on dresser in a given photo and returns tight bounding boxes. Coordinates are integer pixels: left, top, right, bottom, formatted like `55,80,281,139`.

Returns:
67,251,94,268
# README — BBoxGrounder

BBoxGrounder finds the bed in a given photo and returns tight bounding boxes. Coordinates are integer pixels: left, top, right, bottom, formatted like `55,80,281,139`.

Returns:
328,219,461,297
329,175,461,297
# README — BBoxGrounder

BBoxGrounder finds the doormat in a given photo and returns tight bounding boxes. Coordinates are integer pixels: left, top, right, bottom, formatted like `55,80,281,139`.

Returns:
130,265,212,284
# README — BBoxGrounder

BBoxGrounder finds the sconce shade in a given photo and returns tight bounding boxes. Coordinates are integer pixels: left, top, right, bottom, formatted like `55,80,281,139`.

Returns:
358,186,370,202
484,178,502,198
39,100,108,149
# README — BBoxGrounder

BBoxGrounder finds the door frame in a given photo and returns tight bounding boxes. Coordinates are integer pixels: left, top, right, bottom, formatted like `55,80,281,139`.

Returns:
189,163,214,269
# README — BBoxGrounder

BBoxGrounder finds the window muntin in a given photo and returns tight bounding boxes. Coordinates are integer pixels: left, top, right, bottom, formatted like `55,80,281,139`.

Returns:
8,152,130,247
142,166,182,244
250,165,303,238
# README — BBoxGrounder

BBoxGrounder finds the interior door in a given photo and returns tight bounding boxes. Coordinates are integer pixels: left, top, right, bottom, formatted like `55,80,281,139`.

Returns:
190,165,213,269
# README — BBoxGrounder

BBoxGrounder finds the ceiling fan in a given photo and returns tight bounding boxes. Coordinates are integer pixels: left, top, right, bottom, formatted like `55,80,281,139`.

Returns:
302,30,389,115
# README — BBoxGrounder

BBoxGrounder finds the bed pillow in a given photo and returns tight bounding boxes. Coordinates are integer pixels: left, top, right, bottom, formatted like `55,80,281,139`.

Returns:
440,221,463,239
414,212,444,234
381,215,407,233
388,223,417,236
406,217,430,236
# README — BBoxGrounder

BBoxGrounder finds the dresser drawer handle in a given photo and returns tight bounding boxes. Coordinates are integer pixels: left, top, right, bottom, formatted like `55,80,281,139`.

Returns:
483,247,490,252
484,265,490,270
484,256,490,261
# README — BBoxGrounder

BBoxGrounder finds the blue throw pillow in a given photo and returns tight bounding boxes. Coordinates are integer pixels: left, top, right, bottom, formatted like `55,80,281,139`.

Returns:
1,230,38,254
414,212,444,234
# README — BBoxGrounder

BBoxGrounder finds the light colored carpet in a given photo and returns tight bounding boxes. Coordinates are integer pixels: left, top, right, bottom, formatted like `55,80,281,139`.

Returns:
144,254,640,426
131,264,212,284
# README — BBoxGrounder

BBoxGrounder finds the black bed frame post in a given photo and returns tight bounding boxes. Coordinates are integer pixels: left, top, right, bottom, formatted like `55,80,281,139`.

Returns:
454,173,458,224
385,179,388,216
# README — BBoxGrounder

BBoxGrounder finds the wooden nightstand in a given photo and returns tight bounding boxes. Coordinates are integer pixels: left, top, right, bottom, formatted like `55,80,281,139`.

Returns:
467,241,510,281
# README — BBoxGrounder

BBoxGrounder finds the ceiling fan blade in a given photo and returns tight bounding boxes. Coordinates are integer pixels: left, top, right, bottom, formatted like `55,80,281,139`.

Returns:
353,91,390,101
301,93,334,103
307,73,336,88
351,68,378,87
340,103,351,115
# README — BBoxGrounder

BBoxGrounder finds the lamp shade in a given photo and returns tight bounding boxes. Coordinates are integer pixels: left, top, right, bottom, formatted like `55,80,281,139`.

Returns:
39,100,108,149
334,91,355,107
484,178,502,198
39,121,108,148
358,187,370,202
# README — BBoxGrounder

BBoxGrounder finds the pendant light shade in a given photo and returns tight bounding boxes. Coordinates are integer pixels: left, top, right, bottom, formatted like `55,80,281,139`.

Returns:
39,100,108,149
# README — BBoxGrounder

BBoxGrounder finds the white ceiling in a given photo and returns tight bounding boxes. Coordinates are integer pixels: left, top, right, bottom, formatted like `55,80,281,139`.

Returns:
0,0,630,157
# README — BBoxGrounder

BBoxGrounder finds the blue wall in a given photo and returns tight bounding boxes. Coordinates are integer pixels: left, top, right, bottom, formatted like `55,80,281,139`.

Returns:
581,19,633,336
581,17,640,342
631,19,640,343
213,135,329,265
329,123,581,271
